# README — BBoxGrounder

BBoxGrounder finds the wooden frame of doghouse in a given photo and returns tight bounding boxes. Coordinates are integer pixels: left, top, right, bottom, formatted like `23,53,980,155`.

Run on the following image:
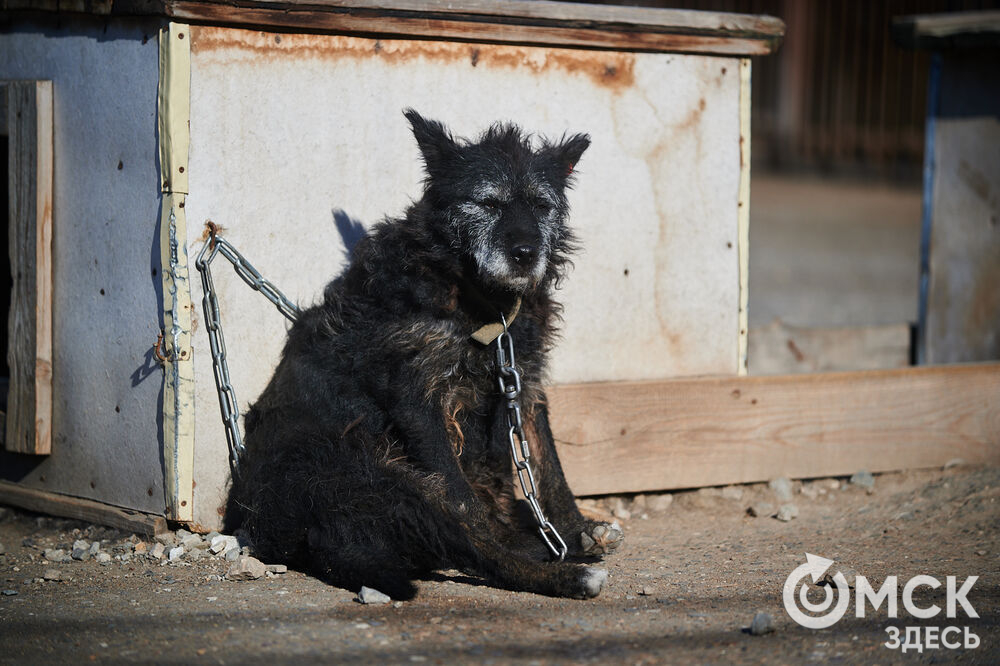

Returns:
1,1,997,535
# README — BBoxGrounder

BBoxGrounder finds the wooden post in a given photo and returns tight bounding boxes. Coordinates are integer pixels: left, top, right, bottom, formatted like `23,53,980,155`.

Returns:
3,80,53,455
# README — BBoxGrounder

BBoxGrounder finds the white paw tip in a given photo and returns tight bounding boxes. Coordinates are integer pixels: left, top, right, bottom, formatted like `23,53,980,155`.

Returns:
582,568,608,597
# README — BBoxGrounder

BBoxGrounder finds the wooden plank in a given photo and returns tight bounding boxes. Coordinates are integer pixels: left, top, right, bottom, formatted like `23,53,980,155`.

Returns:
549,363,1000,496
749,320,911,375
922,54,1000,365
158,24,195,522
893,11,1000,50
120,0,785,56
4,80,53,455
0,481,168,536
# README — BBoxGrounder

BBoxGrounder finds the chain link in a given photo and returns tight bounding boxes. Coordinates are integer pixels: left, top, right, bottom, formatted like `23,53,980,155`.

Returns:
496,315,569,562
194,232,301,476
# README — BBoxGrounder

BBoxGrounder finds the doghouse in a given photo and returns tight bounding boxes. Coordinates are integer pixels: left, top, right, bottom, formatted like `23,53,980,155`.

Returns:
2,2,995,535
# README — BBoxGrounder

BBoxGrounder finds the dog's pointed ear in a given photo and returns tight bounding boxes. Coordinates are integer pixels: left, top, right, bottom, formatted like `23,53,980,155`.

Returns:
404,109,457,176
545,133,591,182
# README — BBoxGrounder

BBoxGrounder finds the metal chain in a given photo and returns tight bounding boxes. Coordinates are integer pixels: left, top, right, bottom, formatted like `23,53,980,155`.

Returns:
496,315,569,562
194,232,301,476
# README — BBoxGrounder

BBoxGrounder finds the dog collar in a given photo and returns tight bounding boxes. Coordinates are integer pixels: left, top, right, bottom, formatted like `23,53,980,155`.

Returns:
470,297,521,345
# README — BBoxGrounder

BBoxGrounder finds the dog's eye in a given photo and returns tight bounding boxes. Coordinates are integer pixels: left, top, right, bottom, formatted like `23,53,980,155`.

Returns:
479,198,502,212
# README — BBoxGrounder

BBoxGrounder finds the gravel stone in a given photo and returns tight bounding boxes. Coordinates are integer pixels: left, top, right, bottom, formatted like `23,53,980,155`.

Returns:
2,589,17,596
265,564,288,574
769,477,793,502
72,541,91,561
721,486,744,501
749,612,775,635
154,533,177,548
226,555,267,581
150,543,166,560
210,535,238,555
356,586,392,604
43,548,70,563
42,569,62,581
645,494,673,512
850,470,875,491
95,552,112,564
180,534,204,550
822,566,858,589
133,541,148,555
775,504,799,522
168,546,185,562
747,502,775,518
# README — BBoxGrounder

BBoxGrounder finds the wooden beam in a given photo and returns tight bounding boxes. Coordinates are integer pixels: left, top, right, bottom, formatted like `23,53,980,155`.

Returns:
0,481,168,536
549,363,1000,496
4,80,54,456
893,11,1000,50
106,0,785,56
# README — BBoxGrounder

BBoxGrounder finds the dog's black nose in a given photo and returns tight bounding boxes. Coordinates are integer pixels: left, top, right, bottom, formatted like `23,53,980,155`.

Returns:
510,244,536,266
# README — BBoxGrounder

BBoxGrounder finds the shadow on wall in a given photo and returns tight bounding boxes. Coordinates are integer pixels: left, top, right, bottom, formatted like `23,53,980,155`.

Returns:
333,209,367,259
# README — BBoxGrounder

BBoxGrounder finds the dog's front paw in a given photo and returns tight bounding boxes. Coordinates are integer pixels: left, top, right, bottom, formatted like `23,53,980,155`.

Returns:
579,521,624,557
574,567,608,599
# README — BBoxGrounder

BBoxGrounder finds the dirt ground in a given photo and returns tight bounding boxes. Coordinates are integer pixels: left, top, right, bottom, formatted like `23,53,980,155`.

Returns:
1,464,997,665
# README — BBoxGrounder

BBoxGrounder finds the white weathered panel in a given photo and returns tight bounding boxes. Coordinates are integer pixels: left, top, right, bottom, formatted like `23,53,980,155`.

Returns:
184,27,742,526
0,19,165,512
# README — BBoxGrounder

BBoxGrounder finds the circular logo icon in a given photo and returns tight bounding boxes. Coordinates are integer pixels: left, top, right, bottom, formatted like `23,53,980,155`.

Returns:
783,553,851,629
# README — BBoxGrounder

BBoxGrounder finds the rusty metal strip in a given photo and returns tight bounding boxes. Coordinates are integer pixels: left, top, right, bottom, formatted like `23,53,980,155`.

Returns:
158,21,195,522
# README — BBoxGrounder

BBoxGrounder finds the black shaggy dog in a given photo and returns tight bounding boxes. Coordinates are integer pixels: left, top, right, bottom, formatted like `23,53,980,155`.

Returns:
225,110,624,600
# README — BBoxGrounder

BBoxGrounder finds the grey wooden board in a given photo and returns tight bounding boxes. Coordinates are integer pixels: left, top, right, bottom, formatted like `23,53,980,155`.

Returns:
182,27,745,528
924,54,1000,364
0,17,167,514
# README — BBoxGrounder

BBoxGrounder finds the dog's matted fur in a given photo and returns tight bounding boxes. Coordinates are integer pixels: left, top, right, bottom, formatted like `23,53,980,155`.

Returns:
224,110,623,599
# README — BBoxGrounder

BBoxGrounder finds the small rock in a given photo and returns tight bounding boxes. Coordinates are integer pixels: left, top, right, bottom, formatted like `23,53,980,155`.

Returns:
43,548,70,563
210,535,238,556
133,541,148,555
721,486,744,501
822,566,858,589
187,548,206,561
646,494,673,512
799,484,819,500
205,531,221,542
356,586,391,604
849,470,875,491
226,555,267,581
747,502,775,518
95,552,112,564
175,528,193,540
154,533,177,547
89,541,101,556
150,543,166,559
265,564,287,574
943,458,966,470
71,540,91,561
168,546,185,562
749,611,775,635
775,504,799,522
42,569,62,581
180,534,204,550
2,589,16,596
610,497,631,520
639,586,653,596
769,477,793,502
631,494,646,509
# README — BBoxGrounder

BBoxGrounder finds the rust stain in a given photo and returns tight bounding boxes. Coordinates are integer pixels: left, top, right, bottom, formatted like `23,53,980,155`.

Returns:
190,25,636,92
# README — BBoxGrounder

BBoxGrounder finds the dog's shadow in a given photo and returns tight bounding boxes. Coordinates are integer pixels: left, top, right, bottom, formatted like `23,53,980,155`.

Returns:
333,208,367,259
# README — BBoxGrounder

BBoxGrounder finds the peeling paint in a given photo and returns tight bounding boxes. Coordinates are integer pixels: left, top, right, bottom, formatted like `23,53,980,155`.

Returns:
190,26,636,92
